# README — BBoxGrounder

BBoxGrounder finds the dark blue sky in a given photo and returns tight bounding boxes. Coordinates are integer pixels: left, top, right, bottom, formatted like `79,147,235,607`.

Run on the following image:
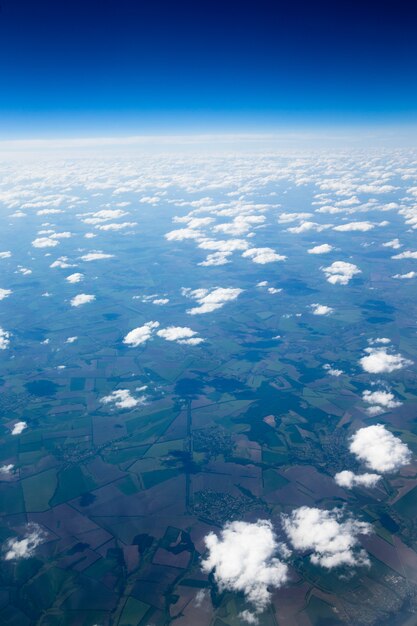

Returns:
1,0,417,137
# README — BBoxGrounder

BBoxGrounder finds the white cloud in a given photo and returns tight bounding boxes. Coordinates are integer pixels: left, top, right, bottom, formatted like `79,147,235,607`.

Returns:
333,221,374,232
16,266,32,276
65,336,78,343
36,208,63,216
32,237,59,248
81,209,128,224
349,424,412,473
101,389,145,409
362,390,402,415
199,251,232,266
152,298,169,305
50,231,72,240
70,293,95,307
0,288,12,300
123,321,160,347
310,303,334,316
392,250,417,260
197,238,249,253
0,251,11,259
0,464,14,475
201,520,288,614
322,261,361,285
393,271,416,279
278,212,312,223
50,256,76,269
165,228,204,241
95,221,137,231
307,244,333,254
383,238,402,249
287,221,331,234
213,215,265,236
242,247,286,264
157,326,204,345
66,273,84,284
323,364,343,377
11,421,27,435
359,347,413,373
3,523,46,561
182,287,243,314
0,328,11,349
334,471,381,489
282,506,371,569
79,251,115,261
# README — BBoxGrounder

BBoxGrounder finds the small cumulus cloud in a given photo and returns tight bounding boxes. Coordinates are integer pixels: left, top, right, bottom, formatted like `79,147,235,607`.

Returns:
101,389,145,409
70,293,95,307
11,421,27,435
310,303,334,316
0,288,12,300
79,251,115,262
242,247,286,264
307,243,333,254
123,321,160,347
0,328,11,349
322,261,361,285
282,506,371,569
157,326,204,345
392,250,417,260
359,346,412,373
66,273,84,283
182,287,243,314
201,519,289,617
3,523,47,561
362,389,402,415
333,221,374,232
349,424,412,473
334,471,381,489
32,237,59,248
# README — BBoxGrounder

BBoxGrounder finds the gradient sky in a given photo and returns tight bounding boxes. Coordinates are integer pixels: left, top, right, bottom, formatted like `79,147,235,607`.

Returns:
1,0,417,137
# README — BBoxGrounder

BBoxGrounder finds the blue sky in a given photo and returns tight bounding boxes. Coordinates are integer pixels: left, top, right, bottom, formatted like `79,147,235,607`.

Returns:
1,0,417,138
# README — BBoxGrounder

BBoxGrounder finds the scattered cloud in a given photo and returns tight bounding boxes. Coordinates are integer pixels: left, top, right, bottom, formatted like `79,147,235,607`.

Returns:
322,261,361,285
0,288,12,300
334,471,381,489
282,506,371,569
393,271,416,279
66,273,84,283
156,326,204,345
383,238,402,249
359,346,413,373
32,237,60,248
310,303,334,316
392,250,417,260
0,328,11,349
79,251,115,261
182,287,243,314
349,424,412,473
362,389,402,415
123,321,160,347
201,520,289,615
242,247,286,264
70,293,95,307
101,389,145,409
11,421,27,435
333,221,374,232
307,243,333,254
3,524,47,561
